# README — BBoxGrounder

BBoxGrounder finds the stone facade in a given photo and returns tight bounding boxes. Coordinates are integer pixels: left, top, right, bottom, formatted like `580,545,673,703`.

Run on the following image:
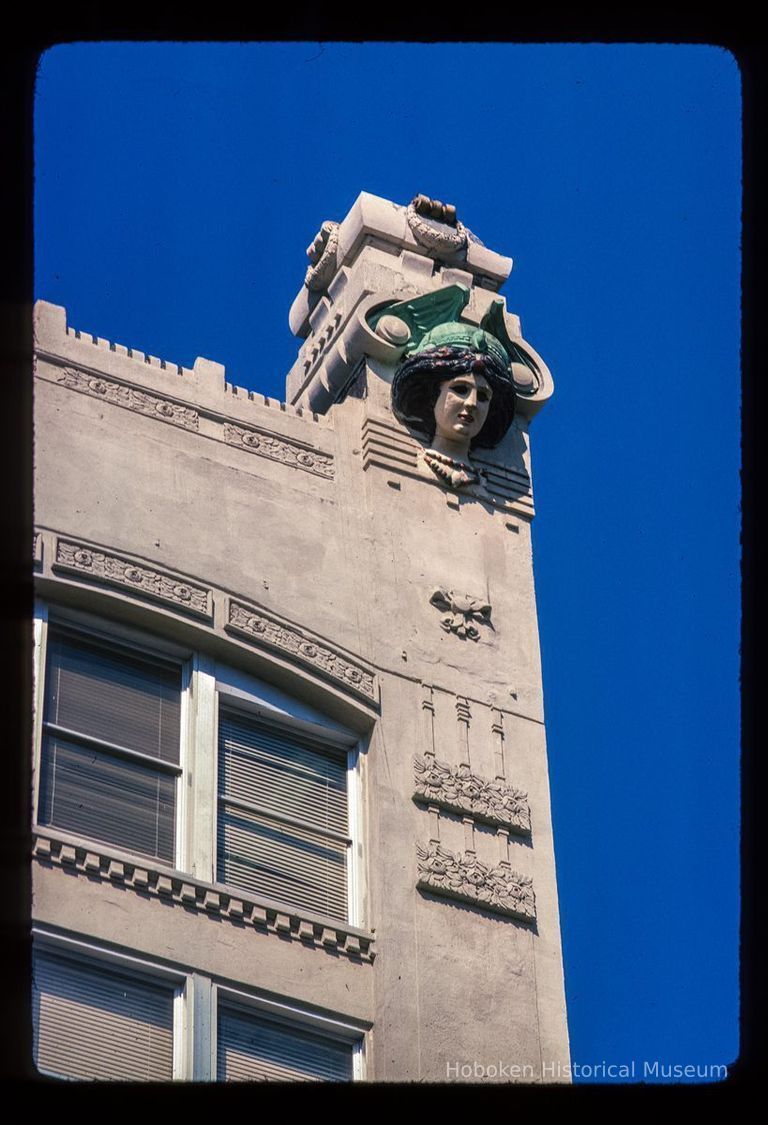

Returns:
32,192,570,1082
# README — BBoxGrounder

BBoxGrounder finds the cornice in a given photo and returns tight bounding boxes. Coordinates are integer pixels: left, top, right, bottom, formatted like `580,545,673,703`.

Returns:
33,827,375,963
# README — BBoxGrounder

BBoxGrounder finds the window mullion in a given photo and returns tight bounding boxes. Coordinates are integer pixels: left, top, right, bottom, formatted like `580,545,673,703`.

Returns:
347,744,363,930
32,600,49,826
183,654,217,881
185,973,213,1081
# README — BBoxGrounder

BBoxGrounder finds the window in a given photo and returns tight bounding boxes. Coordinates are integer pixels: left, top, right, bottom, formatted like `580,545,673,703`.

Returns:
33,605,365,927
38,624,183,863
32,933,364,1082
32,939,180,1081
217,997,354,1082
217,708,351,922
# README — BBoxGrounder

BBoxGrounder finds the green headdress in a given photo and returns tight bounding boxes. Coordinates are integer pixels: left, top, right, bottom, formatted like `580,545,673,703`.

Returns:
370,285,519,450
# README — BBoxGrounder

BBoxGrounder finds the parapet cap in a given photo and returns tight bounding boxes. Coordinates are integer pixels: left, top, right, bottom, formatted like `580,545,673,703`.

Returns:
33,300,330,429
289,192,513,339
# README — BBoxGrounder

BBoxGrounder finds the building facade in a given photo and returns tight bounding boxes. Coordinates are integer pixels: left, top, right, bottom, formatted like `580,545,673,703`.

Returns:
31,192,570,1082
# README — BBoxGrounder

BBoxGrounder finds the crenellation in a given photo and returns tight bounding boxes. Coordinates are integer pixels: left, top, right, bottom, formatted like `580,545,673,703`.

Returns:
35,303,336,441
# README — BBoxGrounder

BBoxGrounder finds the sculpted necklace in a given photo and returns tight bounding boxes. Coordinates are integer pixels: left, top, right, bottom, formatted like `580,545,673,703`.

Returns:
423,448,483,489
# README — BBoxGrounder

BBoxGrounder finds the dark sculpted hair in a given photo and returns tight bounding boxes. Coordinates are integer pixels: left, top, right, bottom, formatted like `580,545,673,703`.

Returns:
391,346,516,451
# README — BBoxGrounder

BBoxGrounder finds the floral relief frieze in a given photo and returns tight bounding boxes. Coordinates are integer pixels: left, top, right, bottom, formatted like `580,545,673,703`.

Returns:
413,755,531,835
53,539,213,619
32,829,374,962
226,599,376,702
223,422,334,479
56,366,199,430
416,841,535,921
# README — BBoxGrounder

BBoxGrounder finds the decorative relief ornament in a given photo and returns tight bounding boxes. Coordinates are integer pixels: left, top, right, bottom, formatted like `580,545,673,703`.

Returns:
54,539,212,618
416,841,535,921
304,220,340,292
227,600,376,702
56,367,199,430
429,587,492,641
422,448,485,491
413,755,531,834
369,283,550,494
223,423,334,479
406,195,469,256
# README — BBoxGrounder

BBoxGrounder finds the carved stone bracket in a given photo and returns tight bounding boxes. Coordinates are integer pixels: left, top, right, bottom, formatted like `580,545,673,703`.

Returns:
416,841,535,921
33,828,374,962
413,755,531,835
57,367,199,430
53,538,213,619
429,588,492,641
223,422,334,479
226,599,376,703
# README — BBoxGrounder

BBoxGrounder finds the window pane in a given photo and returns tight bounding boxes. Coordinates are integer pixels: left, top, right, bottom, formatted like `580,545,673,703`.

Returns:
39,735,176,862
33,946,175,1081
45,630,181,763
217,1003,353,1082
218,804,348,920
219,713,347,832
218,711,349,920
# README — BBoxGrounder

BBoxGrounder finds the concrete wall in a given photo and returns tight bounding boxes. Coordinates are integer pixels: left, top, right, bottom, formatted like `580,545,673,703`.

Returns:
33,206,570,1080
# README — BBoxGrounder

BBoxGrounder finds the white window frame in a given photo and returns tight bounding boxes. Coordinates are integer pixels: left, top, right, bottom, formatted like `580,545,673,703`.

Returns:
33,602,367,929
32,926,190,1081
32,928,367,1083
33,602,194,871
212,982,366,1082
213,663,364,928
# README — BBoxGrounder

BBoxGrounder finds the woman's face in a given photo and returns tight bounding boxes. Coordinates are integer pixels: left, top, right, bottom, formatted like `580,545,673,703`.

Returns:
433,372,493,447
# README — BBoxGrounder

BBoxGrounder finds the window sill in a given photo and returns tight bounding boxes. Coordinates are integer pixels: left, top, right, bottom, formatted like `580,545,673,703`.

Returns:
32,826,375,963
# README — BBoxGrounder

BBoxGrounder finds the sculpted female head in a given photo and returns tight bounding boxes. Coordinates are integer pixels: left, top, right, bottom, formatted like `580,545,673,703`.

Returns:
391,343,516,456
432,370,493,456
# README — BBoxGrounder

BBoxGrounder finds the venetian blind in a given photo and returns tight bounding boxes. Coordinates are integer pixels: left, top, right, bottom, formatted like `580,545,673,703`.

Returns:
33,946,175,1082
217,711,349,921
217,1003,353,1082
44,630,181,763
39,628,181,862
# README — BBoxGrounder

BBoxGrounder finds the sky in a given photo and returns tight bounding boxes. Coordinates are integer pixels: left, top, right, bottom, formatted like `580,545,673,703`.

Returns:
34,42,741,1084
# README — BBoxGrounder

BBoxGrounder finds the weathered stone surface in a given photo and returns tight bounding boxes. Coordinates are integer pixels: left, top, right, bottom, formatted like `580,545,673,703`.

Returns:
32,190,569,1083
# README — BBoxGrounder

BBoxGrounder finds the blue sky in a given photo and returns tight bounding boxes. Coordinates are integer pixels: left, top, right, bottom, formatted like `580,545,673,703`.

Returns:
34,42,741,1083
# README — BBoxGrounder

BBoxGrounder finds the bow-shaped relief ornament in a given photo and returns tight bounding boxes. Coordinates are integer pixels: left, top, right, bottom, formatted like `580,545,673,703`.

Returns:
429,587,492,641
